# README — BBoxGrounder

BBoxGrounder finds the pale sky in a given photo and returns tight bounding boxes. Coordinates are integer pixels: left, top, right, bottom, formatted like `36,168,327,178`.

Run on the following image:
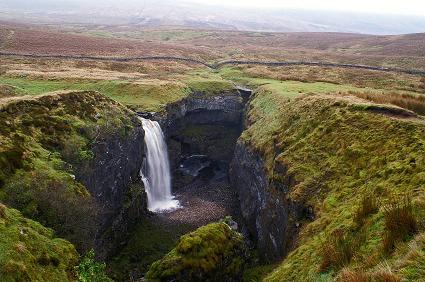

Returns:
187,0,425,16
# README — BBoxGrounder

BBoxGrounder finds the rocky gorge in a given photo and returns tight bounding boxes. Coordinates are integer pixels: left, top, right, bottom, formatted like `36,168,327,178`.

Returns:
2,78,425,282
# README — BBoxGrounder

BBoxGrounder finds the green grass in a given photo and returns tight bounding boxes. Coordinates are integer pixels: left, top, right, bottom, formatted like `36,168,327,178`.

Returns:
0,203,78,282
243,263,278,282
0,76,189,112
0,73,239,112
219,67,422,98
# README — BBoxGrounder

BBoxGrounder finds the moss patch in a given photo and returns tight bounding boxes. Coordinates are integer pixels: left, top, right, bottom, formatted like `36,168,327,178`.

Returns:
146,222,246,282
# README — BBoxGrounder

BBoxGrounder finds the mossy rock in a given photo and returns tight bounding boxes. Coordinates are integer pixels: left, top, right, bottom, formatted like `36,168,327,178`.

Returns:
0,203,78,281
145,222,246,282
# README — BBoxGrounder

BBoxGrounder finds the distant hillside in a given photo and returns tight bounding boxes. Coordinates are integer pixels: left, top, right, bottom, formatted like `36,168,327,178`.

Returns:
1,0,425,35
1,21,424,70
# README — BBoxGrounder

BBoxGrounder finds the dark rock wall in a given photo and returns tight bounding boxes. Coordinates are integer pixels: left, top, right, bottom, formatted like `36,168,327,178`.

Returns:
230,143,297,262
157,91,245,184
76,122,148,259
161,92,244,130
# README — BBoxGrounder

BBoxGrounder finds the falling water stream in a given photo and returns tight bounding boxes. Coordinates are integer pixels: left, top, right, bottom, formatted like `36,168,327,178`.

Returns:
139,117,180,212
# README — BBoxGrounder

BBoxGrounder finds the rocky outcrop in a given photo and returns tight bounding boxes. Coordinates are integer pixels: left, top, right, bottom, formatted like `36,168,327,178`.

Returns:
160,90,244,131
0,91,149,259
156,90,246,186
76,120,148,259
230,141,313,262
230,143,296,261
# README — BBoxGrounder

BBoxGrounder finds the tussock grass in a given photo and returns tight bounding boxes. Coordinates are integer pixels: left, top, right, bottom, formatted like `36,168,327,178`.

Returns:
320,229,361,272
354,194,380,226
383,195,418,253
336,269,369,282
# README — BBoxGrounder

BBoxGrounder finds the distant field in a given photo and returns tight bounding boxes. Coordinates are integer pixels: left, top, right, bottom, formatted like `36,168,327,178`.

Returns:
1,22,425,69
1,64,422,113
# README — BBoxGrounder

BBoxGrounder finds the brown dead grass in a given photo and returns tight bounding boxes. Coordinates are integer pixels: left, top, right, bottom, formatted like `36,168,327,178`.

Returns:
383,195,418,253
2,22,425,69
336,269,369,282
354,194,379,226
239,65,424,93
351,92,425,115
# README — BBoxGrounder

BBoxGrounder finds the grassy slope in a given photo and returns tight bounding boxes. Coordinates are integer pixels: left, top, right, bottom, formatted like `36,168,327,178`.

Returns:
0,73,237,112
0,77,189,112
220,67,424,97
240,86,425,281
2,64,424,281
0,203,78,281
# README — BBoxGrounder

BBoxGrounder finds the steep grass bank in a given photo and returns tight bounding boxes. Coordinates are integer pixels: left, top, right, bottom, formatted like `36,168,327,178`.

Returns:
239,88,425,281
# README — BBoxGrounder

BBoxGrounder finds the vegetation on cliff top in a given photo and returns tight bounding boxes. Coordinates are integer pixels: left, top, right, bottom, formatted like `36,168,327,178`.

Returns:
0,74,237,112
0,90,138,251
0,203,78,281
146,222,246,282
240,88,425,281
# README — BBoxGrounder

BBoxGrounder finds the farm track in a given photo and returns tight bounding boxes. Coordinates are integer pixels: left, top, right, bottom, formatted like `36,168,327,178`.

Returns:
1,51,425,76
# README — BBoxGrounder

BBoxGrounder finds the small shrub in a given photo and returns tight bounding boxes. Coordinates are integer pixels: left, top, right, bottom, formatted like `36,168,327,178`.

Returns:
354,194,379,226
75,250,113,282
320,229,359,272
383,195,418,253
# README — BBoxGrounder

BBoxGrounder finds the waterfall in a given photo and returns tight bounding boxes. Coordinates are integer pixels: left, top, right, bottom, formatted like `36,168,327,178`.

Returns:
139,117,180,212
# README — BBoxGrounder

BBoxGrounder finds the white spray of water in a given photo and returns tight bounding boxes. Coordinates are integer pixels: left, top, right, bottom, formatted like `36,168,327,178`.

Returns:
139,117,180,212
